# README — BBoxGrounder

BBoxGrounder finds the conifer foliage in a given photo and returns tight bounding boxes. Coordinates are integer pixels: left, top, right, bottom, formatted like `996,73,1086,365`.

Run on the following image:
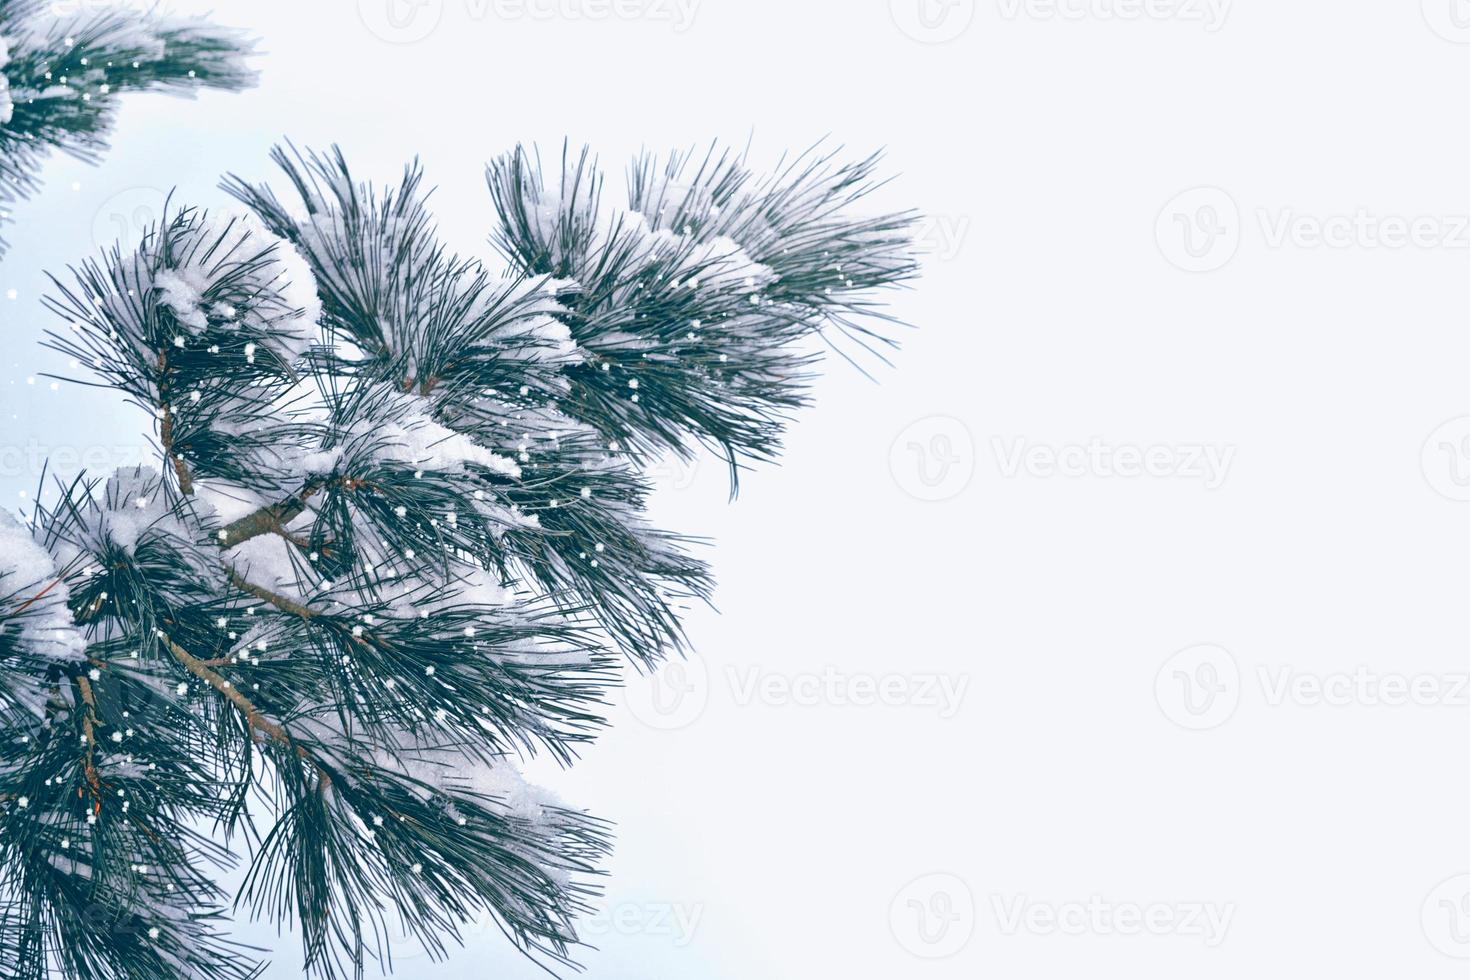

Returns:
0,0,255,253
0,140,918,978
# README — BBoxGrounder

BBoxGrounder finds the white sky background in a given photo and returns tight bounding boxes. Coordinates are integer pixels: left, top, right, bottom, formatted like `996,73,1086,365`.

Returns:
6,0,1470,976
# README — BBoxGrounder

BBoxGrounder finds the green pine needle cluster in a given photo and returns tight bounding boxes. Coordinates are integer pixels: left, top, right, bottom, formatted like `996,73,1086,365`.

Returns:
0,0,256,253
0,138,919,979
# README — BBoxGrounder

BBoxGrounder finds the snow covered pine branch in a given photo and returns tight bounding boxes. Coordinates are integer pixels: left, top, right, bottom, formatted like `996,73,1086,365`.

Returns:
0,0,254,253
0,141,918,978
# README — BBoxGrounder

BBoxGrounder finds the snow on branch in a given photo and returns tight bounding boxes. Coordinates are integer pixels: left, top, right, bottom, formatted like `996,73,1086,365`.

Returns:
0,0,256,253
0,138,919,980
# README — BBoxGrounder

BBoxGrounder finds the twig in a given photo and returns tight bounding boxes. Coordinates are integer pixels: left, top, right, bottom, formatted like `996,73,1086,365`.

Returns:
73,674,103,813
165,636,288,743
160,404,194,495
157,349,195,495
216,483,322,547
13,577,63,615
163,635,330,789
224,568,316,620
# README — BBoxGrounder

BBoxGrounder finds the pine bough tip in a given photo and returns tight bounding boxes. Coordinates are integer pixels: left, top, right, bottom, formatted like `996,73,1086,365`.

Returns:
1,135,919,979
0,0,257,254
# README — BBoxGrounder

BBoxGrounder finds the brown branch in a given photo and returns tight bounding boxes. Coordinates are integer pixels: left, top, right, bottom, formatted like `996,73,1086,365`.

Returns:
127,812,163,845
13,577,63,615
156,349,195,496
274,527,329,553
159,404,194,495
216,483,323,548
163,635,330,788
165,637,290,744
73,675,103,813
217,474,388,550
224,568,316,619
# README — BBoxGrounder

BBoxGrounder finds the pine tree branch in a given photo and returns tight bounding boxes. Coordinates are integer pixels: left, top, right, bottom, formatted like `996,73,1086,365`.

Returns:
72,674,103,814
20,137,916,979
0,5,259,256
166,636,286,743
223,568,315,620
163,634,330,789
216,483,323,547
159,405,195,495
157,350,196,495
